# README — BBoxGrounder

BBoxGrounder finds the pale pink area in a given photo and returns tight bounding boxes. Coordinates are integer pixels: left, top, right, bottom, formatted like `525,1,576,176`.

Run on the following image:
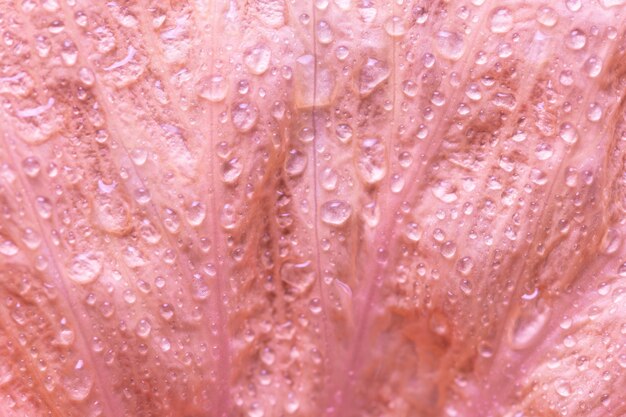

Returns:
0,0,625,417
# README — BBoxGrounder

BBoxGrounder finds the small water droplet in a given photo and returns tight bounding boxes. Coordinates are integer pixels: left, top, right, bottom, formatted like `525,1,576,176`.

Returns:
160,303,174,321
68,252,103,284
35,196,53,219
63,361,93,402
321,200,352,226
441,241,457,259
456,256,474,275
320,167,338,190
401,80,418,97
565,0,582,12
335,123,353,143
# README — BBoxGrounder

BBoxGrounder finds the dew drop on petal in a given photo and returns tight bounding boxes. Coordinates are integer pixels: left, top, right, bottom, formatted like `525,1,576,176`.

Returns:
321,200,352,226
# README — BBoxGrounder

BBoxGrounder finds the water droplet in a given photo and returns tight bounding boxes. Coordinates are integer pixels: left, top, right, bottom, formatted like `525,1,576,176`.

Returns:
135,318,151,338
565,29,586,50
583,55,603,78
489,7,513,33
60,40,78,66
435,31,465,61
198,74,228,102
405,222,422,242
62,361,93,402
565,0,582,12
222,157,243,183
478,341,494,358
335,45,349,61
285,149,307,177
558,123,578,144
244,44,272,75
580,103,601,126
600,0,625,7
401,80,418,97
384,16,406,37
21,228,41,250
320,167,338,190
231,102,258,132
160,304,174,321
535,143,553,160
321,200,352,226
316,20,333,44
68,252,103,284
536,6,558,27
130,148,148,166
359,58,390,96
94,195,130,235
58,329,75,346
356,137,387,184
432,180,458,203
285,392,300,414
185,201,206,226
0,239,19,256
159,337,171,352
441,241,457,259
456,257,474,275
509,300,550,349
555,380,572,397
335,123,353,143
35,196,53,219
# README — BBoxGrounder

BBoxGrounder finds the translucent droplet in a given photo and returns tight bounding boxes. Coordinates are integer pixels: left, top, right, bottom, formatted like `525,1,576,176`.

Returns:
321,200,352,226
405,222,422,242
163,209,180,234
67,252,104,284
401,80,418,97
320,167,338,190
384,16,406,37
285,149,307,177
335,123,353,143
0,239,19,256
160,303,174,321
198,75,228,102
335,45,349,61
489,7,513,33
600,0,626,7
358,58,390,96
536,6,558,27
587,103,603,122
316,20,333,44
565,0,581,12
583,55,603,78
555,380,572,397
244,44,271,75
58,329,75,346
130,148,148,166
231,102,258,132
434,31,465,61
535,143,553,160
509,300,550,349
456,256,474,275
441,241,457,259
159,337,171,352
432,180,458,203
558,123,578,144
94,195,130,235
135,318,151,338
222,157,243,183
185,201,206,226
565,29,586,50
35,196,53,219
62,362,93,402
356,137,386,184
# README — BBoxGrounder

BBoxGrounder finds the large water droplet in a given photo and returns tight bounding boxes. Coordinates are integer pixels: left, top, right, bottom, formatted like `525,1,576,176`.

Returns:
489,7,513,33
244,44,272,75
321,200,352,226
182,201,205,227
435,31,465,61
0,238,19,256
356,137,387,184
62,361,93,402
536,6,558,26
509,299,551,349
358,58,390,96
67,252,103,284
231,102,259,132
558,123,578,144
565,29,586,50
384,16,406,37
285,149,307,177
198,74,228,102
